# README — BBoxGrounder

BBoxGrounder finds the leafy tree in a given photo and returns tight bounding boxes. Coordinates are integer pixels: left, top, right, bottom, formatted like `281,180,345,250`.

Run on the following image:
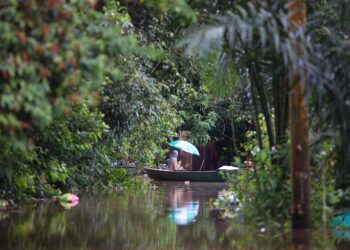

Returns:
307,1,350,188
100,58,181,165
177,1,309,226
0,0,160,197
116,4,221,148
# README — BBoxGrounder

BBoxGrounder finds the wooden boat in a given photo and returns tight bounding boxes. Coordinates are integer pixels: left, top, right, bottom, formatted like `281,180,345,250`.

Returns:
144,167,238,182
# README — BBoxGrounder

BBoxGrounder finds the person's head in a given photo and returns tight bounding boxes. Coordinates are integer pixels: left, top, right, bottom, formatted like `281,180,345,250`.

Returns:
170,150,178,159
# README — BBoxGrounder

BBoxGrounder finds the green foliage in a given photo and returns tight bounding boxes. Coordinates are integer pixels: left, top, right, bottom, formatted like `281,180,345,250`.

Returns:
152,53,219,147
100,57,181,165
41,104,112,189
97,1,218,166
0,1,166,199
310,139,344,227
142,0,197,25
223,121,345,227
228,148,291,227
219,112,290,225
43,104,109,159
14,175,35,195
0,0,157,149
99,9,221,163
138,11,223,148
180,111,217,146
181,0,350,191
193,49,240,98
307,1,350,187
242,114,272,153
0,1,91,148
178,1,350,226
0,104,130,199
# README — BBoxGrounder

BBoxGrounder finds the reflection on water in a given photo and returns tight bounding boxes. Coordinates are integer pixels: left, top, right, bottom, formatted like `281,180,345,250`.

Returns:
0,181,349,249
168,200,199,225
292,229,311,250
59,199,79,209
167,184,199,225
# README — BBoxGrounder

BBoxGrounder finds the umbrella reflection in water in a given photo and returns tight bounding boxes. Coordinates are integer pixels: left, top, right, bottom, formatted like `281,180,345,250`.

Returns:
168,201,199,225
167,185,199,225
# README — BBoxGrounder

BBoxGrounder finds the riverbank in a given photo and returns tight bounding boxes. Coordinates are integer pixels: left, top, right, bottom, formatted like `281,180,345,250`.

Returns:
0,175,150,212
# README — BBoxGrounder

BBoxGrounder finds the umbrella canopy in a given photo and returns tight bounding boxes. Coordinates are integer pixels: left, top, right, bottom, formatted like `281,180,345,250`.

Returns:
169,140,200,156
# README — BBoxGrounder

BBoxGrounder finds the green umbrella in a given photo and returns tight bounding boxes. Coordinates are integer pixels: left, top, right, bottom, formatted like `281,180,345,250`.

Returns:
169,140,200,156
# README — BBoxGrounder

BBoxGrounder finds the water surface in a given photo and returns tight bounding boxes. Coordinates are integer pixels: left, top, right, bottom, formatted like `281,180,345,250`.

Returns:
0,181,349,249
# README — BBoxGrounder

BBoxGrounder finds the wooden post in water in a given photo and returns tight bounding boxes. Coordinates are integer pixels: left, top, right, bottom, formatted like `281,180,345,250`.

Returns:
288,0,311,229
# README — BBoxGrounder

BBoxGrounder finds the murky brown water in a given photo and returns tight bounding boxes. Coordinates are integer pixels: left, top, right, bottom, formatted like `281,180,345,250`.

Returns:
0,181,349,250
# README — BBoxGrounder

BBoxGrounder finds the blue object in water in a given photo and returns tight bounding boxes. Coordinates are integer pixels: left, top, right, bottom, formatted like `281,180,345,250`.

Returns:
333,230,350,240
331,211,350,228
331,210,350,240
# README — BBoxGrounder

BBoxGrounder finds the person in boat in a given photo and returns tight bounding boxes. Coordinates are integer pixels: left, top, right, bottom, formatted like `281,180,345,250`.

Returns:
167,150,185,171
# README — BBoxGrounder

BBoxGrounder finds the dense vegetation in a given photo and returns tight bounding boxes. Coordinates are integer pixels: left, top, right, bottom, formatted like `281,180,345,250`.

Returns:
1,0,350,232
0,0,215,199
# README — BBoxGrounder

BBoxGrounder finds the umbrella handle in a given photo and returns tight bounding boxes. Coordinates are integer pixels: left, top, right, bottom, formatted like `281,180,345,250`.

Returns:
199,159,205,171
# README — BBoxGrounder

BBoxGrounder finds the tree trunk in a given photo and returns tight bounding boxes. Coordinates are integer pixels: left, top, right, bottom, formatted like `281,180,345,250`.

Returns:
229,106,240,157
250,79,264,149
288,0,310,229
252,63,275,148
272,63,289,146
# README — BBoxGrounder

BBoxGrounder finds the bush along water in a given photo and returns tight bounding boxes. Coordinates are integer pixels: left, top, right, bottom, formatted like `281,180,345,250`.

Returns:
0,0,198,202
0,1,159,201
216,115,344,230
0,104,145,200
0,1,205,201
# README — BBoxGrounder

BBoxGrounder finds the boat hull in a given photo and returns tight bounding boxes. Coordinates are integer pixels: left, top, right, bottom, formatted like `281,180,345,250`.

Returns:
144,167,235,182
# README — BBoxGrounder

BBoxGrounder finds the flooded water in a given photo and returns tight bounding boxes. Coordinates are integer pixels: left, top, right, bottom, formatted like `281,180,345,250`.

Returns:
0,181,350,250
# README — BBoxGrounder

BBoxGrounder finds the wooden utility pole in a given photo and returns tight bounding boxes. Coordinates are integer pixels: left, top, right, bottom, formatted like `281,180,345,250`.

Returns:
288,0,311,229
